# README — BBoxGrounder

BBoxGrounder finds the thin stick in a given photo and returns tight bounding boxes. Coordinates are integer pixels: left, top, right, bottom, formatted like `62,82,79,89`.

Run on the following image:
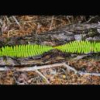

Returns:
0,19,3,25
49,16,54,30
78,71,100,76
66,16,71,24
0,67,10,71
36,23,41,34
86,16,98,23
1,63,100,77
35,69,50,83
15,63,100,77
16,63,64,71
12,16,21,28
63,63,78,74
73,55,88,60
5,16,11,24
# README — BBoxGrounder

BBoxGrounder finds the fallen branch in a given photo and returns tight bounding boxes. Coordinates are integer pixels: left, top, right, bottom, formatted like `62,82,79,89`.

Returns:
16,63,64,71
0,67,10,71
0,63,100,77
63,63,100,76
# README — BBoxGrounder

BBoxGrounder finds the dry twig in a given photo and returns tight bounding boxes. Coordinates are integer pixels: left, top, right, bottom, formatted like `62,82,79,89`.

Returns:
12,16,21,28
49,16,54,30
0,63,100,77
35,69,50,83
86,16,98,23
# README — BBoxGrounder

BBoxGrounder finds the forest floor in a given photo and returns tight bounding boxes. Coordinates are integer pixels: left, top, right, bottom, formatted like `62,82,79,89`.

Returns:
0,15,100,85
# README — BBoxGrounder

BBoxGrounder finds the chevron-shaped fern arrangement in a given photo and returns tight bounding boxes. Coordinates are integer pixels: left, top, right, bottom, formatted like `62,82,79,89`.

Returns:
54,41,100,53
0,44,53,57
0,41,100,57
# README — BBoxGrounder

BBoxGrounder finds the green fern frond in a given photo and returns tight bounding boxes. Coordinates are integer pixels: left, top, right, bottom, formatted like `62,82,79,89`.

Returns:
54,41,100,53
1,41,100,57
0,44,53,57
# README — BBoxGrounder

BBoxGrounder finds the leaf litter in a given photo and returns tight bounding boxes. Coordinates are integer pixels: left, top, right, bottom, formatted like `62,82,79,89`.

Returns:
0,15,100,84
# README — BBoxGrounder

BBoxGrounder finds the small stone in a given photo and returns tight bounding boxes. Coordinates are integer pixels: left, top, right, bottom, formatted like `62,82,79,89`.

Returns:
93,36,100,40
5,57,16,66
74,35,82,40
0,58,6,65
86,37,93,41
97,28,100,33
